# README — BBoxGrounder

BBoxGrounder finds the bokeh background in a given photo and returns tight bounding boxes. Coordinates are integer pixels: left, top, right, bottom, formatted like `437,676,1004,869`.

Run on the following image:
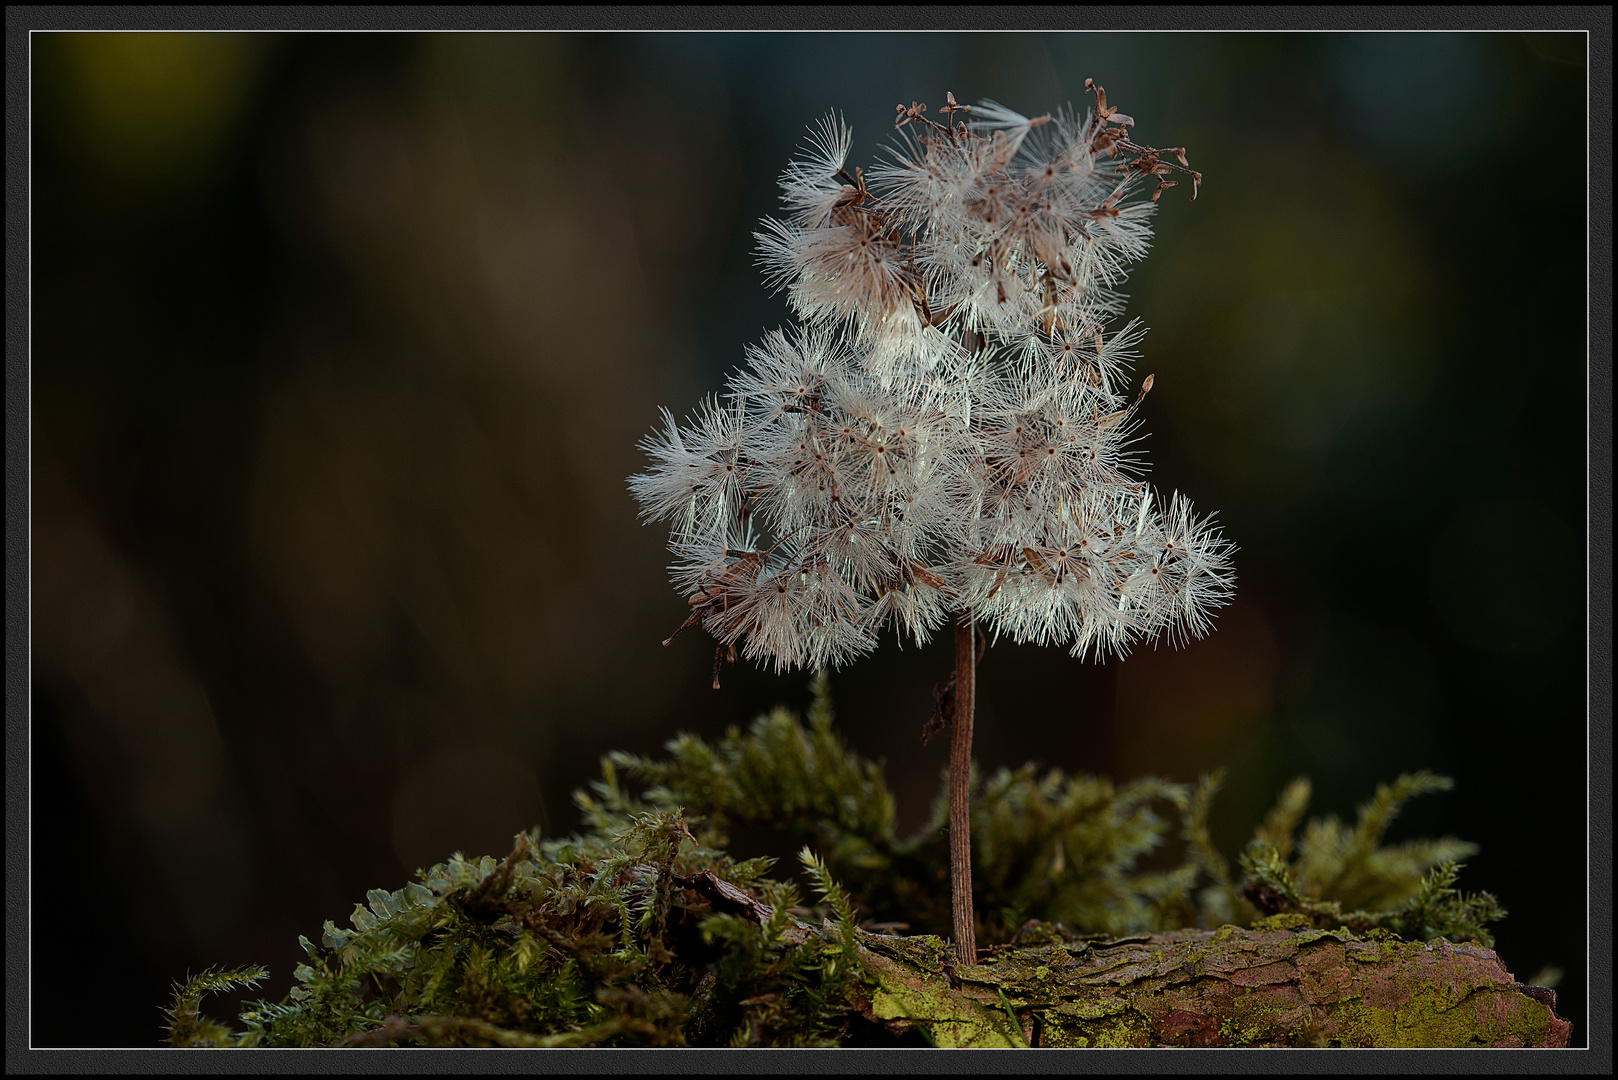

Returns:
29,31,1591,1046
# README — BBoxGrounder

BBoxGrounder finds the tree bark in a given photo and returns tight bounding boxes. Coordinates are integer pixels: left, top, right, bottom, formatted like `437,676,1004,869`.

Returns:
948,614,976,967
851,924,1573,1048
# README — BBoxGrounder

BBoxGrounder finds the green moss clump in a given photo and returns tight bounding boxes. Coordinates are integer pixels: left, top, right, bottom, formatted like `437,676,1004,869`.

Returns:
173,811,873,1048
167,683,1507,1048
600,674,1201,944
1235,774,1506,946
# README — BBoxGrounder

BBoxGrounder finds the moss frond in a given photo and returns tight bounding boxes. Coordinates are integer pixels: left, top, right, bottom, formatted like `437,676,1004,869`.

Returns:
1234,773,1501,947
1376,860,1508,948
798,846,862,981
1253,777,1311,860
164,966,269,1047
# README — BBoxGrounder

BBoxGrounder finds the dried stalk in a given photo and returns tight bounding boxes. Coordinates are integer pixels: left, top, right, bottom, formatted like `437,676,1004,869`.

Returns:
949,613,977,966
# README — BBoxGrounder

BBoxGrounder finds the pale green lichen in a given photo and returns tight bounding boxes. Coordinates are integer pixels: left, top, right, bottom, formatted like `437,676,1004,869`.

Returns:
862,925,1564,1048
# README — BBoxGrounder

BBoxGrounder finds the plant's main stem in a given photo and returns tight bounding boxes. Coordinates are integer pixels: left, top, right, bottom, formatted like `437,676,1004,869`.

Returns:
949,613,977,966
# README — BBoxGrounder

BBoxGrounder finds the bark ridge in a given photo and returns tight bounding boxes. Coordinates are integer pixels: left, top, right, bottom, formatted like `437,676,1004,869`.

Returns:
853,923,1571,1048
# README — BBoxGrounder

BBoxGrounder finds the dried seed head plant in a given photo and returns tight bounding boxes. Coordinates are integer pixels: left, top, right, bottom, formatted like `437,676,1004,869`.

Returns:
630,82,1234,965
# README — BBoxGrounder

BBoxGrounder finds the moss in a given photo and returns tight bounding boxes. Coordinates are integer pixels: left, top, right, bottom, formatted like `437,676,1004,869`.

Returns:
167,696,1536,1048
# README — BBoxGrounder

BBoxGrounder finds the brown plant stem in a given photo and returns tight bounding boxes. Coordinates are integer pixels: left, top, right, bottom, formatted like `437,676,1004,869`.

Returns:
949,613,977,966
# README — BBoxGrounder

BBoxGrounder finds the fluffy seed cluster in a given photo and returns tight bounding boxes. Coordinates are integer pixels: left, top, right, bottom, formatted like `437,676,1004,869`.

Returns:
631,84,1233,681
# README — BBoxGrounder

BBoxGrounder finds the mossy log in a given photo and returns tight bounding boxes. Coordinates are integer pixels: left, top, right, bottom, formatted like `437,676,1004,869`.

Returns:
845,922,1571,1048
170,834,1564,1049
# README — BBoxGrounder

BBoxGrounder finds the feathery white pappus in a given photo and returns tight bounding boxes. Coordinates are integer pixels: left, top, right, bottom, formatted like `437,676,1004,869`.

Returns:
629,86,1231,684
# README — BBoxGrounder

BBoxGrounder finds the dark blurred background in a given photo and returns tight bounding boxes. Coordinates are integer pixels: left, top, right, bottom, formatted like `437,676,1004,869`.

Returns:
28,32,1590,1046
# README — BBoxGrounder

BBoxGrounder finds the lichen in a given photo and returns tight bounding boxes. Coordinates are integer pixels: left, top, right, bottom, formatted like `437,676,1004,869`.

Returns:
859,925,1567,1049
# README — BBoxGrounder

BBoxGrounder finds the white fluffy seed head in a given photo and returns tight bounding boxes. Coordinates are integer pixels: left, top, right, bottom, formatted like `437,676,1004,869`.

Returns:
631,88,1231,675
